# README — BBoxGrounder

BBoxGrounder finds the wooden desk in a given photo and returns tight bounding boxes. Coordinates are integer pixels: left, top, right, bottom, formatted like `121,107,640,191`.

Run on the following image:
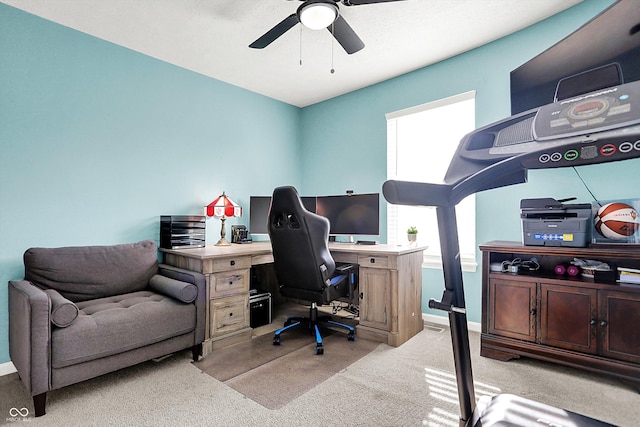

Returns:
161,242,425,355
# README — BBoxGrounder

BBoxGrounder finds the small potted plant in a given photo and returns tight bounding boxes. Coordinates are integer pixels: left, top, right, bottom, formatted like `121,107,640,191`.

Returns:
407,226,418,244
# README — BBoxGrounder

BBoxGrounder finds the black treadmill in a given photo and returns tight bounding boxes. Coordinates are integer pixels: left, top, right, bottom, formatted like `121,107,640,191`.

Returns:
383,80,640,426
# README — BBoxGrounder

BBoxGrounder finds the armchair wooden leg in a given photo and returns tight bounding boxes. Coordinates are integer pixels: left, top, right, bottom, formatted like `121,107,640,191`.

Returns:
191,343,202,361
33,392,46,417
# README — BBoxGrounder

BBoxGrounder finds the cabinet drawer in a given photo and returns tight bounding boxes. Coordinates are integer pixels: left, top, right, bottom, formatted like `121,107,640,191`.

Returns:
212,256,252,272
210,294,249,336
358,255,390,269
211,268,250,297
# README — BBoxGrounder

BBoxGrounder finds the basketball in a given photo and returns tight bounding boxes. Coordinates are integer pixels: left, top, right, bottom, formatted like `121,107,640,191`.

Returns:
594,202,640,240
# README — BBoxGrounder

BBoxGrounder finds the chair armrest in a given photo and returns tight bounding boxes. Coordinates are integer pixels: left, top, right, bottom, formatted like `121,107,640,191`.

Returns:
8,280,51,396
157,264,206,345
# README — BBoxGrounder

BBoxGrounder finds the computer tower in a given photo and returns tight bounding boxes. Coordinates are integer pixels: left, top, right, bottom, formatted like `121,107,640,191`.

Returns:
249,290,271,328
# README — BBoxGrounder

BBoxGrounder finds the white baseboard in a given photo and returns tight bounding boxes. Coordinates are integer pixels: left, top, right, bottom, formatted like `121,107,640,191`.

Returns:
0,361,17,377
423,313,481,333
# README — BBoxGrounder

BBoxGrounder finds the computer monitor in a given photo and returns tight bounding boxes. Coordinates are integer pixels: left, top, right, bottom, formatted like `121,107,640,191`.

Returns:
510,0,640,115
249,195,317,235
315,193,380,236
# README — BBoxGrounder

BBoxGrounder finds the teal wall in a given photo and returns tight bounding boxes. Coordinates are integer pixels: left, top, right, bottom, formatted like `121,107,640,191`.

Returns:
0,4,301,364
2,0,637,365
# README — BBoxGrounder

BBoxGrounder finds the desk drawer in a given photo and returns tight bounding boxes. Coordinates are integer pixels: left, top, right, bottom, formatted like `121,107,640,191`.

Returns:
210,268,250,297
358,255,390,269
210,294,249,336
212,256,252,272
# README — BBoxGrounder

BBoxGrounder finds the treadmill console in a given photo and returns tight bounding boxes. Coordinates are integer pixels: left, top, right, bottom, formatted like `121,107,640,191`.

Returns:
534,83,640,141
451,80,640,176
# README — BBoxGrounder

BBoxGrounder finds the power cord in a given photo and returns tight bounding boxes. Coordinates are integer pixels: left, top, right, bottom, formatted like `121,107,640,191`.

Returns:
501,257,540,273
331,302,359,318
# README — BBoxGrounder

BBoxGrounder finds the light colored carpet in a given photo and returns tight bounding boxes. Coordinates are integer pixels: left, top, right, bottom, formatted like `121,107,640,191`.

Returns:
194,329,379,409
1,324,636,426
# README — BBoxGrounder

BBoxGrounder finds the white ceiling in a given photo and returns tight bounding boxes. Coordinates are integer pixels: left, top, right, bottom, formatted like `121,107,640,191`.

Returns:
2,0,582,107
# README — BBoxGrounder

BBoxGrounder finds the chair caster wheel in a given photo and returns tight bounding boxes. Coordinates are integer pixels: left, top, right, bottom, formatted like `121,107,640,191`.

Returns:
273,335,281,345
347,332,356,341
315,345,324,355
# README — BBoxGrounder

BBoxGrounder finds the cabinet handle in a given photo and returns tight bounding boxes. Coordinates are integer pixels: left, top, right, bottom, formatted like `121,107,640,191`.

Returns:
600,320,607,327
359,292,364,299
590,319,596,325
530,309,536,316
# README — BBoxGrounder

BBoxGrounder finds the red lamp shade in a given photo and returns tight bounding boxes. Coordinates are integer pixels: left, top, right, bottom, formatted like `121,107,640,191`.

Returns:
206,192,242,218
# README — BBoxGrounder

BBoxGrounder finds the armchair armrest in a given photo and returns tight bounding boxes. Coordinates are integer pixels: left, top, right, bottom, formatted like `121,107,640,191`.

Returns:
157,264,206,345
8,280,51,396
149,275,197,303
43,289,78,327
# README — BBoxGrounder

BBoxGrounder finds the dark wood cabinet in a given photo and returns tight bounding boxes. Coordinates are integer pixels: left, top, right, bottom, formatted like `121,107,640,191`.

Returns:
481,241,640,388
601,290,640,365
539,283,597,354
488,278,536,342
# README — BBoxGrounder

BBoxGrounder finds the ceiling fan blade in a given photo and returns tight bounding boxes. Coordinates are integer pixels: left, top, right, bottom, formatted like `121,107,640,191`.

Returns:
249,14,299,49
329,15,365,54
341,0,405,5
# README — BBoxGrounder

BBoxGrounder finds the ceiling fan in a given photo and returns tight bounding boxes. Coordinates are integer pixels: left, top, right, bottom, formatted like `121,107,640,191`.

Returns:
249,0,405,55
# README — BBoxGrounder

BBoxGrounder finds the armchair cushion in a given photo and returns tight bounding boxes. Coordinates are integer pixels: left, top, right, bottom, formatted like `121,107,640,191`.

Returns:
149,274,197,303
44,289,78,328
51,290,196,369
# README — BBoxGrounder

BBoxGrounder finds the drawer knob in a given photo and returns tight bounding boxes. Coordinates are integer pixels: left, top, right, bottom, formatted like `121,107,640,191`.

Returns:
370,258,375,263
230,260,236,266
229,312,233,317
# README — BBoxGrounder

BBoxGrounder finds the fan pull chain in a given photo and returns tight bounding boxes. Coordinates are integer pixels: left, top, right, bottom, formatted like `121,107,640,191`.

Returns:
330,22,335,74
299,25,303,66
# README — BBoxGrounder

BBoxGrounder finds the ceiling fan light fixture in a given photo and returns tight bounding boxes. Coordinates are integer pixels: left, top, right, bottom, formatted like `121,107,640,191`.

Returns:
298,1,338,30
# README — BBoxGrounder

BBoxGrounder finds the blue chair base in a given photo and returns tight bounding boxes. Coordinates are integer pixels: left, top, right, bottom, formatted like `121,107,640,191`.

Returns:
273,303,356,355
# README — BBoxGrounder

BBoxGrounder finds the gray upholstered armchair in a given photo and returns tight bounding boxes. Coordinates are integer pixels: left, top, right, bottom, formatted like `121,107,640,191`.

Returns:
8,240,206,417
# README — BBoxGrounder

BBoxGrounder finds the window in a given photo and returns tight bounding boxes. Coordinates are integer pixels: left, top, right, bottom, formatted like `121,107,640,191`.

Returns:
386,91,477,271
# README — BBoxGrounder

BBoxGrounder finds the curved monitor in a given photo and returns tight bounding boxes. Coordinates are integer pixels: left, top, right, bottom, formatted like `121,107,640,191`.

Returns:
511,0,640,115
315,193,380,236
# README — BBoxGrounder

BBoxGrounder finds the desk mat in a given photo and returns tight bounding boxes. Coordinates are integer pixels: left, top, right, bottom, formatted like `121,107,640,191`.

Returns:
193,329,379,409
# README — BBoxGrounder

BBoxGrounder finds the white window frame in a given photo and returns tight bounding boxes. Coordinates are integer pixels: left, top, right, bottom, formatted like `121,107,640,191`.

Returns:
386,91,477,272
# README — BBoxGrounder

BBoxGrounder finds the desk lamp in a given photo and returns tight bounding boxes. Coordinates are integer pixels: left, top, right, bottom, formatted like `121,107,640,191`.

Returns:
206,192,242,246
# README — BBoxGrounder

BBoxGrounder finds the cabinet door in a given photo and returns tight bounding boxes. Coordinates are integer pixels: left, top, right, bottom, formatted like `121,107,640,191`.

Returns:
539,283,597,354
488,278,536,342
359,267,392,331
600,289,640,364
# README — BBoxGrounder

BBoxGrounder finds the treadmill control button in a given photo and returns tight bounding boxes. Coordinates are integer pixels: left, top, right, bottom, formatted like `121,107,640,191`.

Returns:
600,144,616,156
550,152,563,162
619,142,633,153
564,150,579,161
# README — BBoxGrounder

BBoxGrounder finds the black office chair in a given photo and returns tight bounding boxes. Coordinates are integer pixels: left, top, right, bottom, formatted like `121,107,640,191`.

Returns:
268,186,357,355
